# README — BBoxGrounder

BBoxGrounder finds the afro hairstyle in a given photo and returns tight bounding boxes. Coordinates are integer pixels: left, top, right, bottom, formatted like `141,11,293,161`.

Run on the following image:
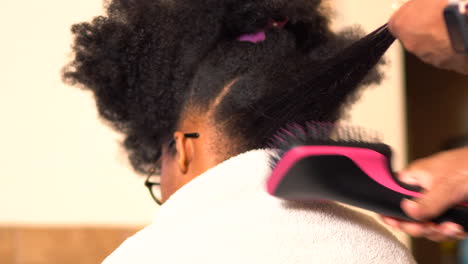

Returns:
64,0,395,174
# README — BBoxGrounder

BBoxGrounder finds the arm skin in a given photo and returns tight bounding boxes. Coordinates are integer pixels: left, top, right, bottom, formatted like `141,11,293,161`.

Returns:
389,0,468,75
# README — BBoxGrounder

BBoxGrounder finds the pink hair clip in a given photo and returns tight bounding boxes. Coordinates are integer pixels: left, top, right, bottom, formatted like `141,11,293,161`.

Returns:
237,17,289,44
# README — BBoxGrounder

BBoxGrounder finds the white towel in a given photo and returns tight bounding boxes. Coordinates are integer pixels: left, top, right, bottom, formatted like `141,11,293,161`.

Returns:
103,149,416,264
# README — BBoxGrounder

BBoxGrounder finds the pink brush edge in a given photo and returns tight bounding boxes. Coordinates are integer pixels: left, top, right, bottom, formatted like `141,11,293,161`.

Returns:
266,146,468,207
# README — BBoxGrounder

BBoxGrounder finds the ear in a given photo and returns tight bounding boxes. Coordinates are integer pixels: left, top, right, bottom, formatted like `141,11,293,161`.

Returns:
174,132,194,174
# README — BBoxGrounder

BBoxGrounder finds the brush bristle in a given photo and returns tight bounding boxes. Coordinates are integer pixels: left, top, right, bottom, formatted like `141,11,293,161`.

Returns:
268,122,392,168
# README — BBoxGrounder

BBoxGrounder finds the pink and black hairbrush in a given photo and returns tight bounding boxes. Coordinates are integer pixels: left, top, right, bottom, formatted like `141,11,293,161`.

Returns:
266,122,468,229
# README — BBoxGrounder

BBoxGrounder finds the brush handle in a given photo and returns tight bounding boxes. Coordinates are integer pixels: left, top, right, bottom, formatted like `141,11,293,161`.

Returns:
386,167,468,226
268,147,468,230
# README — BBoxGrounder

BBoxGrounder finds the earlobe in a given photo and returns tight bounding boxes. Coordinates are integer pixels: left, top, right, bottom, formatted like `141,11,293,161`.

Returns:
174,132,188,173
174,132,194,174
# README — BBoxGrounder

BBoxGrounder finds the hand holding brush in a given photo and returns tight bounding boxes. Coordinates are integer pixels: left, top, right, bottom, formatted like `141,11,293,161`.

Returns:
382,147,468,241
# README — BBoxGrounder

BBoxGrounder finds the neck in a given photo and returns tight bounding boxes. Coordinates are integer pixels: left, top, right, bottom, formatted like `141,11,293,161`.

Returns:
178,112,226,177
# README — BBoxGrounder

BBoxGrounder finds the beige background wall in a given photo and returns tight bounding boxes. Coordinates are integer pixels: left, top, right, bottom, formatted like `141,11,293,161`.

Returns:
0,0,406,226
1,0,155,226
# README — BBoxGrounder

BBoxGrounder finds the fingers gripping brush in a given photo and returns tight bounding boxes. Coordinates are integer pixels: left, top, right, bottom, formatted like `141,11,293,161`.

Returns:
266,123,468,229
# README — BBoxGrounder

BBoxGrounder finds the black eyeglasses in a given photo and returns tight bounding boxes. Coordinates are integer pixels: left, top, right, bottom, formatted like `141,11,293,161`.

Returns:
145,133,200,205
145,167,162,205
168,133,200,148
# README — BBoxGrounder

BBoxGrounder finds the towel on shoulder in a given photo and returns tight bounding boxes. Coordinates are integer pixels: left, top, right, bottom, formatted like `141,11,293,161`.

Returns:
103,149,416,264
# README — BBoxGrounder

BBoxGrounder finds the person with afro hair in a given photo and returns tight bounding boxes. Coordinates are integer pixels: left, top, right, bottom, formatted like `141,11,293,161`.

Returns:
64,0,416,263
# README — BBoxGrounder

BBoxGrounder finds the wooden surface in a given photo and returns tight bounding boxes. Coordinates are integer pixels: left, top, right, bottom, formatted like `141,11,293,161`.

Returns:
0,226,141,264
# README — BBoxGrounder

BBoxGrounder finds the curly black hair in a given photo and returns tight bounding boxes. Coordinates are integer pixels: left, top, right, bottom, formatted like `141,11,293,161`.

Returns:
64,0,395,174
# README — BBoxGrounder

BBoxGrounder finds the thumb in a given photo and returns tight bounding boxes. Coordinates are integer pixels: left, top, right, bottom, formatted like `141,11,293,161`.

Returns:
402,183,462,221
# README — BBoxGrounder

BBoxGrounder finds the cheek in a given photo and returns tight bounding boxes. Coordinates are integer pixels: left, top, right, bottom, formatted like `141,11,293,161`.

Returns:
160,151,181,202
